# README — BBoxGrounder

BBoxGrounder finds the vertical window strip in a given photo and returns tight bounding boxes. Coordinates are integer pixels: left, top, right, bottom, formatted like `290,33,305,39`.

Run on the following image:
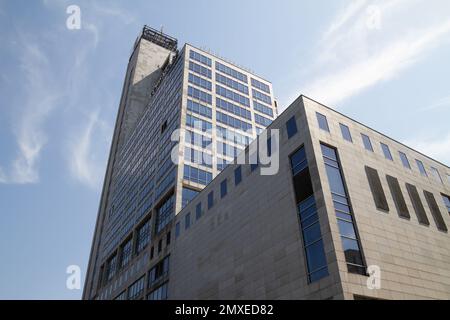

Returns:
290,146,329,283
423,191,448,232
321,144,366,275
365,166,389,212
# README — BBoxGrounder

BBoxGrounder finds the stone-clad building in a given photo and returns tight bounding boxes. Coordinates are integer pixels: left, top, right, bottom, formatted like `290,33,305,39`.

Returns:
84,26,450,300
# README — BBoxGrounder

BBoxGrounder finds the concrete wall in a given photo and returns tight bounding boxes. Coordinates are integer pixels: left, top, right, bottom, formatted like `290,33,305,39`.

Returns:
169,97,344,300
303,96,450,300
83,36,174,299
169,95,450,300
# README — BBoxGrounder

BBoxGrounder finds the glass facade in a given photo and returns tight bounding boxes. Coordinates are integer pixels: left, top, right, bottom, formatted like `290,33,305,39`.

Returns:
90,43,275,300
431,167,443,184
361,134,373,152
399,151,411,169
442,194,450,214
416,159,427,176
316,112,330,132
340,123,352,142
290,147,329,283
381,143,393,161
321,144,366,275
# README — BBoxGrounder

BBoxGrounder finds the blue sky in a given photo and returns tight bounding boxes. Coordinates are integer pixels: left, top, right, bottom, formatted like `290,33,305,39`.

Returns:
0,0,449,299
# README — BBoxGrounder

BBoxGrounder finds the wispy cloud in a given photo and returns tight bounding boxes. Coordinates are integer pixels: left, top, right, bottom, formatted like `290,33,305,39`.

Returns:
296,0,450,107
419,95,450,112
68,111,109,189
0,40,61,184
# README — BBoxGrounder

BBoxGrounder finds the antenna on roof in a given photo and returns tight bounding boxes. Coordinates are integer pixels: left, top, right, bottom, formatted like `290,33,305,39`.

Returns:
160,25,164,34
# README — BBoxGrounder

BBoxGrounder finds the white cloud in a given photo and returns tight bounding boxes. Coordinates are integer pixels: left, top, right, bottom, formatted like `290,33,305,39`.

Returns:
68,111,108,189
295,0,450,107
419,95,450,112
0,40,61,184
322,0,368,41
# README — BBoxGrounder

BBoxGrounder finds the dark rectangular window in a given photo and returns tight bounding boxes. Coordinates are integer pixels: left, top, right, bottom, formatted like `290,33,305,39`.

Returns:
316,112,330,132
208,191,214,209
423,191,448,232
196,203,202,220
175,222,180,238
380,143,393,161
321,144,366,275
250,152,259,172
290,146,329,283
120,238,133,269
156,194,174,233
361,134,373,152
234,166,242,186
286,116,298,138
442,194,450,214
340,123,352,142
148,256,169,288
415,159,427,176
220,179,227,198
365,166,389,212
267,137,272,157
405,183,430,226
136,219,151,253
147,282,168,300
166,232,171,246
181,187,199,209
431,167,443,184
386,175,410,219
399,151,411,169
158,239,162,253
128,276,145,300
106,254,118,282
185,213,191,230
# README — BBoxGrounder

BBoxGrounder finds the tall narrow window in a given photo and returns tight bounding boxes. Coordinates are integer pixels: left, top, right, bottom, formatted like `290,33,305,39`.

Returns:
423,191,448,232
430,167,443,184
290,146,329,283
380,143,393,161
156,194,174,233
286,116,298,138
208,191,214,209
361,134,373,152
185,213,191,230
405,183,430,226
340,123,352,142
196,203,202,220
365,166,389,212
321,144,366,275
175,222,180,238
399,151,411,169
416,159,427,177
234,166,242,186
106,254,118,281
386,175,410,219
220,179,227,198
442,194,450,214
136,219,151,253
316,112,330,132
120,238,133,269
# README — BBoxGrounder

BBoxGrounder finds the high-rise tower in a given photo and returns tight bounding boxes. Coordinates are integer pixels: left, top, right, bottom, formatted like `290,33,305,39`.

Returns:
83,26,277,300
